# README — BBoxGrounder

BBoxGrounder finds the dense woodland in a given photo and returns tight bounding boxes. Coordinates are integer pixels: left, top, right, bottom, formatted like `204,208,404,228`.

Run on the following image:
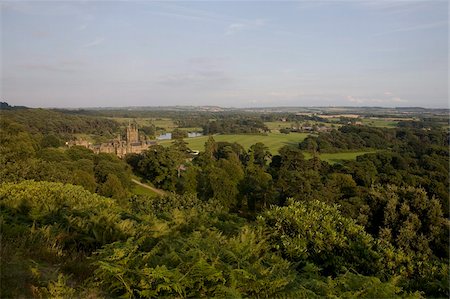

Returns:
1,107,449,298
202,118,269,134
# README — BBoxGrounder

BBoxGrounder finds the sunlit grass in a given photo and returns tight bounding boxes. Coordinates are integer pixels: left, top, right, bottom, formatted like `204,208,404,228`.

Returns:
361,119,398,128
160,132,309,154
304,151,377,164
131,185,157,197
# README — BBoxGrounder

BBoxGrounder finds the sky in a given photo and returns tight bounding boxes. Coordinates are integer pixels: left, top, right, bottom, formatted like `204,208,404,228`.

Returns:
1,0,448,108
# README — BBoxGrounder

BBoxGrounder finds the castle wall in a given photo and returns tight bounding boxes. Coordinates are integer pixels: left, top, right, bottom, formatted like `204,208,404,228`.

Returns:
68,123,155,158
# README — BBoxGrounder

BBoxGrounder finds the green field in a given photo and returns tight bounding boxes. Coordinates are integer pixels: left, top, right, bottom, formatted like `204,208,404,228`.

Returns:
265,121,294,131
131,183,158,197
361,118,398,128
304,151,376,164
160,133,374,163
160,132,309,154
265,121,337,131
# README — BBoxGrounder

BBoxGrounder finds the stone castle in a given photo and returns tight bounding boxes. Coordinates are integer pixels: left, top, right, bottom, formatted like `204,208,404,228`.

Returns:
67,122,156,158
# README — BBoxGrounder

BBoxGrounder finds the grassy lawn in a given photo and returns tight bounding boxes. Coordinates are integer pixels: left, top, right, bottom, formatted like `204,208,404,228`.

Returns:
265,121,338,131
304,150,376,164
361,118,398,128
152,118,178,131
265,121,293,131
160,132,309,154
131,183,158,197
158,132,374,163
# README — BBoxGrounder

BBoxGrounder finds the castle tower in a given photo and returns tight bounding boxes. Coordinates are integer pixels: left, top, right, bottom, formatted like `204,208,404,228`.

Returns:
126,121,139,143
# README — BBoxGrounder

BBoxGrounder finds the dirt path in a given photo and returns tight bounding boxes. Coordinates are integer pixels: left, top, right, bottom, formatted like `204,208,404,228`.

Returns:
131,179,166,196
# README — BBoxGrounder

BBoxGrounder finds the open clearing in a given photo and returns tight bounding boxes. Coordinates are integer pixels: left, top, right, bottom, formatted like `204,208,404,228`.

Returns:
160,132,309,154
265,121,337,131
131,179,165,196
361,118,398,128
304,151,376,164
160,133,375,163
131,184,158,197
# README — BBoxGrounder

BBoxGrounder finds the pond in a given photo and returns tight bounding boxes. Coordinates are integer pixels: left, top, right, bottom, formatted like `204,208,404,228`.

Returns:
156,132,203,140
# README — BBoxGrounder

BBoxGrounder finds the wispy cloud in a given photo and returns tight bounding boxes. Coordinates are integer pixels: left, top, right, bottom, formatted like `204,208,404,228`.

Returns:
226,23,246,35
77,24,88,31
148,3,292,37
374,20,447,36
150,11,216,22
18,61,83,73
157,56,233,88
77,14,94,31
82,37,105,48
360,1,432,15
148,3,231,24
225,19,265,35
346,93,407,105
157,70,232,87
2,1,84,17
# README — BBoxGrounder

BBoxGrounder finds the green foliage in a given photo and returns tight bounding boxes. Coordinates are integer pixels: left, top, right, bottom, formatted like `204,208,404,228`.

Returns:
259,199,381,276
300,125,396,153
99,174,128,199
171,128,188,139
37,148,69,162
40,134,62,148
295,265,421,298
249,142,271,167
0,119,36,163
240,161,274,211
36,274,76,299
170,138,190,157
202,117,269,134
176,164,199,194
1,109,448,298
0,181,138,251
66,146,95,161
0,108,120,139
160,132,309,154
365,185,449,258
72,169,97,192
126,145,182,191
93,227,300,298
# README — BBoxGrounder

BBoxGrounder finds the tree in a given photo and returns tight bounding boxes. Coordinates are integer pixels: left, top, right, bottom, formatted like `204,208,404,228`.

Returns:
99,174,128,199
170,139,190,157
259,199,381,276
171,128,188,140
249,143,271,167
72,170,97,192
131,146,182,191
240,161,274,212
277,146,306,171
0,119,36,163
40,134,62,148
365,185,449,259
94,157,132,190
195,136,217,168
177,164,198,194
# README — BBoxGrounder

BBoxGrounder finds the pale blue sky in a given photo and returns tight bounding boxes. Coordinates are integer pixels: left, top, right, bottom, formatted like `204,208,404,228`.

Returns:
1,1,448,108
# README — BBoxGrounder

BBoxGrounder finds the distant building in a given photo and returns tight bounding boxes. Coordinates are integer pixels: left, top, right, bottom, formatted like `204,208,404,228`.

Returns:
67,122,156,158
